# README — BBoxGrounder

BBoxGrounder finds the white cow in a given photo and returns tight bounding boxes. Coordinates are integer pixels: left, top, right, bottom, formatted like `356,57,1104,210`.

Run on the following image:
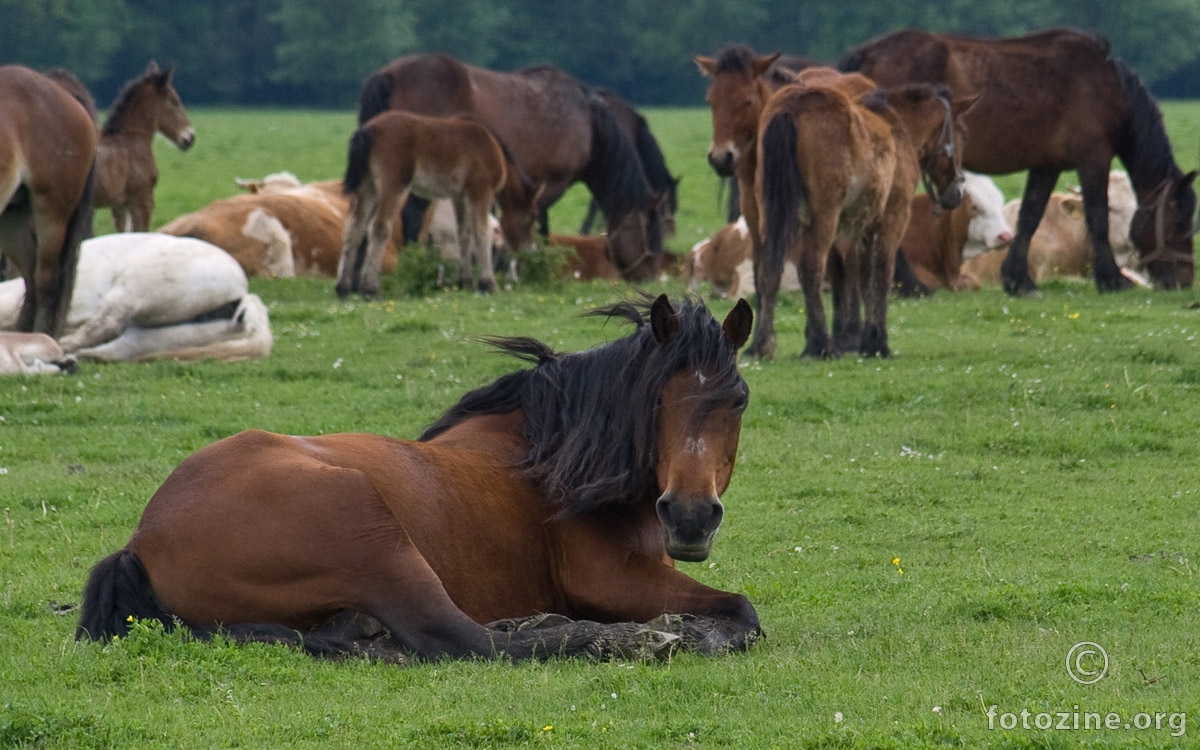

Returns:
0,233,272,362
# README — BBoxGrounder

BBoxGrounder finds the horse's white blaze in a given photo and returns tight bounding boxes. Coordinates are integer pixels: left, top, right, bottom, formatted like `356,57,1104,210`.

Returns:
684,436,708,456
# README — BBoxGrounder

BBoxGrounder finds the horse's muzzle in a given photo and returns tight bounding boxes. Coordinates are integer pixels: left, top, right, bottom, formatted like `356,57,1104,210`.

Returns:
656,493,724,562
176,128,196,151
936,183,963,210
707,150,736,178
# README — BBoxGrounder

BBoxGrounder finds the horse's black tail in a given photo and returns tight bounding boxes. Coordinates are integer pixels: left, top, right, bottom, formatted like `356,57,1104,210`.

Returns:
342,128,373,196
759,113,803,292
356,71,393,125
76,549,175,641
51,162,95,338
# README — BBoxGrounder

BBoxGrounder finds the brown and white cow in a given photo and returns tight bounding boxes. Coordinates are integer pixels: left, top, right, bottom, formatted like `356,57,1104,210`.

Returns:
686,216,800,299
963,171,1149,287
899,172,1013,293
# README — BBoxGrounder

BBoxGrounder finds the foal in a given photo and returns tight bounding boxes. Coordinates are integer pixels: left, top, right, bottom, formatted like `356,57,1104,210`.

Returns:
337,111,543,297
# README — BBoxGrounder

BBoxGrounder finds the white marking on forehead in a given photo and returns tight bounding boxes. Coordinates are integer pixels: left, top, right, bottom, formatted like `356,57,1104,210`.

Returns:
684,436,708,456
695,370,708,385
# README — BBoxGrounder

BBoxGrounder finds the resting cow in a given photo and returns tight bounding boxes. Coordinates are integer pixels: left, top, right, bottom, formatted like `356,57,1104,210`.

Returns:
0,333,76,375
686,217,800,299
963,171,1148,287
897,172,1013,293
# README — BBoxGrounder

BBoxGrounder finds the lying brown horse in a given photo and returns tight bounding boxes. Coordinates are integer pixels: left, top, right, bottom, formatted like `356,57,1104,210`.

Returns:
839,28,1197,294
756,78,975,358
94,62,195,232
337,111,543,296
0,65,96,336
357,54,666,280
77,295,759,661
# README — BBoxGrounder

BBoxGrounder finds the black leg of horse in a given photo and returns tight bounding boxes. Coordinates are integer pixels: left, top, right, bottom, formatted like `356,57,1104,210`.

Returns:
892,247,933,298
580,199,601,235
1078,163,1134,293
797,230,834,360
746,239,785,360
1001,167,1059,298
400,195,429,246
537,207,550,238
829,246,862,353
859,235,894,358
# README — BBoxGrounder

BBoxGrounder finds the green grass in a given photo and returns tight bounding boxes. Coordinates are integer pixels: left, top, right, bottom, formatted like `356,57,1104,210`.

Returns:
3,103,1200,748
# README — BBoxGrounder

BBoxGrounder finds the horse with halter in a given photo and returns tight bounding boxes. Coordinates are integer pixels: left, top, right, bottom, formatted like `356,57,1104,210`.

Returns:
94,61,195,233
579,88,680,239
838,28,1197,295
356,54,666,281
336,110,544,297
77,295,759,662
756,77,975,359
0,65,97,337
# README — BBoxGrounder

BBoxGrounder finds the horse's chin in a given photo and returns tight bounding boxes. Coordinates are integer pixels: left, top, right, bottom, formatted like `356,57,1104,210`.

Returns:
664,538,714,563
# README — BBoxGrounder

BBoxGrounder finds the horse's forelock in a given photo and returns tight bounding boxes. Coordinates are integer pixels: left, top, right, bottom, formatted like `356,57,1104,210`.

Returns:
714,45,758,75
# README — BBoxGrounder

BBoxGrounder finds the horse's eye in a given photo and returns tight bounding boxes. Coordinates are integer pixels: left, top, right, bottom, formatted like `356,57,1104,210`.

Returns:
731,392,750,413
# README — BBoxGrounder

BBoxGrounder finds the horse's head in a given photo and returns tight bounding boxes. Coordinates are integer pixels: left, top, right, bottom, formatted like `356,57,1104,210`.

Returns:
145,61,195,151
914,88,979,211
1130,171,1197,289
604,192,668,281
651,296,753,562
695,49,780,177
497,178,545,253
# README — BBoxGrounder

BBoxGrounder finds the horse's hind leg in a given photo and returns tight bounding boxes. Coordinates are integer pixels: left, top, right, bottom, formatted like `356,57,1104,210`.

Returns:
465,195,498,293
860,224,902,358
359,187,405,298
336,188,375,298
829,240,862,352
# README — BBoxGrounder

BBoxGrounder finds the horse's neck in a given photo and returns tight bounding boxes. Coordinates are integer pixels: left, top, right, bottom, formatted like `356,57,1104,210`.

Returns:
426,410,529,462
104,94,156,140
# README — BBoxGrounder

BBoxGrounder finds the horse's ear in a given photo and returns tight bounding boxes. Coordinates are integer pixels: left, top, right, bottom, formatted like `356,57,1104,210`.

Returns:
649,294,680,343
752,54,782,78
952,93,982,116
694,56,717,78
235,177,262,194
723,299,753,350
145,60,160,74
1177,170,1198,194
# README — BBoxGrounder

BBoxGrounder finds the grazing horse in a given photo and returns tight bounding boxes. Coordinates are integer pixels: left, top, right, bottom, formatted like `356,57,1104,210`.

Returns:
77,295,760,662
0,65,97,337
579,89,680,238
336,111,543,297
356,54,666,280
838,28,1197,294
756,80,975,359
94,61,195,232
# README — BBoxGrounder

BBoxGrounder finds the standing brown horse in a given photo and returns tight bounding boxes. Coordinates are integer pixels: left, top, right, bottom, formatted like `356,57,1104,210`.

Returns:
756,80,975,359
94,62,195,232
0,65,96,336
77,295,759,661
336,111,544,297
357,54,666,281
839,28,1197,294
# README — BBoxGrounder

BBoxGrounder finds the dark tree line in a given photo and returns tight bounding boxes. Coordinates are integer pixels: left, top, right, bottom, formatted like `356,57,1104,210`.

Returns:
2,0,1198,107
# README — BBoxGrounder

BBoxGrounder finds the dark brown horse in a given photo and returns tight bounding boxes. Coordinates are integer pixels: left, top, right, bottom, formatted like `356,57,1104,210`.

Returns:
357,54,665,281
579,88,680,238
0,65,96,336
337,111,543,296
94,61,195,232
756,78,975,359
77,295,760,662
838,28,1197,294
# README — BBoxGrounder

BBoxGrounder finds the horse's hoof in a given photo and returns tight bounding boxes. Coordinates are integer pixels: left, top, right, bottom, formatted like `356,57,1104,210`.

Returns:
1002,275,1041,299
1096,273,1135,293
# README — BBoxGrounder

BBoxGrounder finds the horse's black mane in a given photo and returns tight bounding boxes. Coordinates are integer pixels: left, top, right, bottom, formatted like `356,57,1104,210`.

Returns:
595,88,679,215
580,96,665,255
102,65,164,136
419,297,747,516
1113,57,1189,200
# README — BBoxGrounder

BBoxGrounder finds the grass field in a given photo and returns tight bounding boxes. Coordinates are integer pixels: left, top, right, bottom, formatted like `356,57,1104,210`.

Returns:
2,102,1200,748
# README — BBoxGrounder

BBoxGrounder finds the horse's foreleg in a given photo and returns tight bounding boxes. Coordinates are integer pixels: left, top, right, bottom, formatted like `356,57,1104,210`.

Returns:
130,192,153,233
468,197,498,293
1002,167,1059,298
1077,162,1132,293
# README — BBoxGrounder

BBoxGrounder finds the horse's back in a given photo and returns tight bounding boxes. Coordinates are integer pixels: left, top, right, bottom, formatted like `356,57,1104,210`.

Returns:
0,66,95,197
130,427,558,626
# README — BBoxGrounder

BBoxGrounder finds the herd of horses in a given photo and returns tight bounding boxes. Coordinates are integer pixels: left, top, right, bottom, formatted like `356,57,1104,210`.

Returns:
2,26,1197,663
